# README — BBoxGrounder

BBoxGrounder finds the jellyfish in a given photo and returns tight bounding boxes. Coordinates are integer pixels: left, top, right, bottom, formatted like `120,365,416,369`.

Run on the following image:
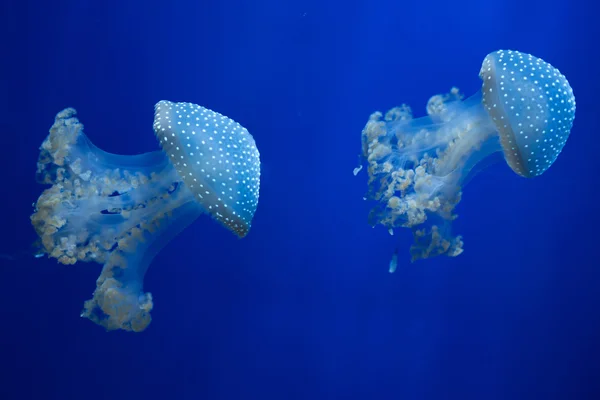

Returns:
355,50,575,264
31,100,260,332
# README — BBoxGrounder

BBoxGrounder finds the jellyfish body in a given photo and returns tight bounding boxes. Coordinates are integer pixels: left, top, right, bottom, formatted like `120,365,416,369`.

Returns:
356,50,575,262
31,102,260,332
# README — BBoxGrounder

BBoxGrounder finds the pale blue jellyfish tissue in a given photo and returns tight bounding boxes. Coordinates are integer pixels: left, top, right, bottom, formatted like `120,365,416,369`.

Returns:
355,50,576,264
31,101,260,332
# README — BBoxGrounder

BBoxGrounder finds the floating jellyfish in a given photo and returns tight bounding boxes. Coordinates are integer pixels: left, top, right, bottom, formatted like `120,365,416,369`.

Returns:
31,100,260,331
355,50,575,264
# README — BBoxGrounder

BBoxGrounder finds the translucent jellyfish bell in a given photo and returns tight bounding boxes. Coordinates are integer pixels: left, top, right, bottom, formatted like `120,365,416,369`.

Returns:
356,50,575,264
31,101,260,332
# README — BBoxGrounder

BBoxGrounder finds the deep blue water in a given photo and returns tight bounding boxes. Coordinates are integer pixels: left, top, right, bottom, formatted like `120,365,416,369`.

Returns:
1,0,599,399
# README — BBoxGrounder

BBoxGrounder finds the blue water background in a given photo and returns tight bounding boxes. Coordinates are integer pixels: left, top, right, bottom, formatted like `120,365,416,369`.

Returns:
1,0,599,399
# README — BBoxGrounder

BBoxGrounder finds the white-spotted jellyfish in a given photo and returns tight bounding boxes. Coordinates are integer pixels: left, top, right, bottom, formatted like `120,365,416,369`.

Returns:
31,101,260,331
355,50,575,264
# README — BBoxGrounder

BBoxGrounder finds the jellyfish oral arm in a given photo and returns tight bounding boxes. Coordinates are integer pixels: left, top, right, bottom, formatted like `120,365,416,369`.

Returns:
80,182,203,332
358,90,501,262
31,109,203,332
428,91,500,180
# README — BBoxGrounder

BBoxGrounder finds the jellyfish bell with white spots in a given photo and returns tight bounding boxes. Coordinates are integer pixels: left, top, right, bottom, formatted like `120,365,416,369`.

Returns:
31,100,260,332
356,50,575,264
